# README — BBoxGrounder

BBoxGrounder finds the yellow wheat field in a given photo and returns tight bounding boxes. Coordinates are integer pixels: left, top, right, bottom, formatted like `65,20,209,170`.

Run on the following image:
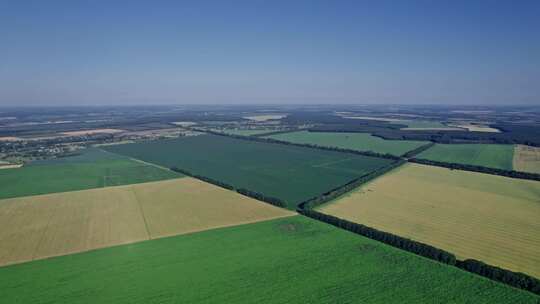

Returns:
513,145,540,174
0,178,293,266
321,163,540,278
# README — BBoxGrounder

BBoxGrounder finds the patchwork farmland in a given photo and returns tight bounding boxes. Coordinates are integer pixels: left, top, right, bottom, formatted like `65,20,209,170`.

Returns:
0,216,536,304
416,143,515,170
104,134,394,208
0,148,181,199
0,177,292,266
321,163,540,278
265,130,427,156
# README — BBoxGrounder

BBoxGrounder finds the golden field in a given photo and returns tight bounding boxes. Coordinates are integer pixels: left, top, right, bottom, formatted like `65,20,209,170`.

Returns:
321,163,540,278
513,145,540,174
0,177,293,266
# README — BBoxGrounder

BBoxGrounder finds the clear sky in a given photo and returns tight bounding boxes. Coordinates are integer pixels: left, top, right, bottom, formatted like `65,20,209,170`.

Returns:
1,0,538,106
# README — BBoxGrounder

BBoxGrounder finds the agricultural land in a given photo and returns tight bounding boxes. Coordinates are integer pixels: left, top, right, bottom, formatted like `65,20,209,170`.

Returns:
513,145,540,174
321,163,540,277
265,130,427,156
0,216,536,304
0,148,181,199
104,134,394,208
416,143,515,170
0,178,292,266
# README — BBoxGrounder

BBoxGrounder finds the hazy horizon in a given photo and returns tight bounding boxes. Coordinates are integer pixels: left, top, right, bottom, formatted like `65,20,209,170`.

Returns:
1,1,539,106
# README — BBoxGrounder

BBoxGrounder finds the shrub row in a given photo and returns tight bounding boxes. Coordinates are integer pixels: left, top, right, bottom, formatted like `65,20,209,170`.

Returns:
299,209,457,265
170,167,286,208
409,158,540,181
298,160,405,210
400,142,435,158
457,259,540,295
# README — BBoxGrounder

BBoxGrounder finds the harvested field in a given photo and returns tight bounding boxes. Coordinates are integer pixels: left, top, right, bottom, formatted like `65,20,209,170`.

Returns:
61,128,124,136
104,134,394,208
0,148,181,199
416,143,515,170
0,136,21,141
265,131,427,156
243,114,287,121
321,163,540,278
513,145,540,174
0,178,293,266
0,216,536,304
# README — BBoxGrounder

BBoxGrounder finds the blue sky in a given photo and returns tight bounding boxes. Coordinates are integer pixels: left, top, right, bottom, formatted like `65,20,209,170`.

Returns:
0,0,538,105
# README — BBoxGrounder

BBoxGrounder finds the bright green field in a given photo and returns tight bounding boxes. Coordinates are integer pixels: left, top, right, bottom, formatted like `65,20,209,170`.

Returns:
0,148,181,199
104,135,393,208
417,144,515,170
0,216,535,304
266,131,427,156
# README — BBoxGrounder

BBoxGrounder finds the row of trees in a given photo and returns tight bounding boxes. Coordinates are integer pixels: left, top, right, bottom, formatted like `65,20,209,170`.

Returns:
400,142,435,158
410,158,540,181
170,167,287,208
237,188,287,208
457,259,540,295
298,160,406,211
299,209,457,265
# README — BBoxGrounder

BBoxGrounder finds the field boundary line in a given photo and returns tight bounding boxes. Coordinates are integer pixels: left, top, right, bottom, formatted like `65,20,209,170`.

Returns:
130,188,152,240
189,127,401,161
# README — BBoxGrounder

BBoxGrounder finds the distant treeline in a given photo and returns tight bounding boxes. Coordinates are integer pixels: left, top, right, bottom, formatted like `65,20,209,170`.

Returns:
251,129,299,137
193,128,401,160
400,142,435,158
409,158,540,181
170,167,287,208
284,112,540,146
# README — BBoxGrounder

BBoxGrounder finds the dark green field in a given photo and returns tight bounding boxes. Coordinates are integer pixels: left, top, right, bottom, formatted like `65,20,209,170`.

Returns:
104,134,393,208
0,148,181,199
0,216,535,304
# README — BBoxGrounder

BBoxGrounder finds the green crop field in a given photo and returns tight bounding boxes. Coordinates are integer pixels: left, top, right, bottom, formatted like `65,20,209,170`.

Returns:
416,144,515,170
104,134,393,208
0,148,181,199
265,131,427,156
0,216,535,304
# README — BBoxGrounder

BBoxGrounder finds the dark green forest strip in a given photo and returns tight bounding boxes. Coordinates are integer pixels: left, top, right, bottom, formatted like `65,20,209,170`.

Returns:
401,142,436,158
170,166,287,208
409,158,540,181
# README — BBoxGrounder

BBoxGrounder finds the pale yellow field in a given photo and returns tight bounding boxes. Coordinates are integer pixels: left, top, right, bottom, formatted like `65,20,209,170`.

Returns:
0,178,293,266
0,136,21,141
61,128,124,136
243,114,287,121
321,163,540,278
513,145,540,174
448,124,501,132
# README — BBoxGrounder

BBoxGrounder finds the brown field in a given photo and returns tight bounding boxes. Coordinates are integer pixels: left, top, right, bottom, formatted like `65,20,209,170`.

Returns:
0,164,23,170
0,178,293,266
321,163,540,278
448,124,501,132
513,145,540,174
61,128,124,136
0,136,21,141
